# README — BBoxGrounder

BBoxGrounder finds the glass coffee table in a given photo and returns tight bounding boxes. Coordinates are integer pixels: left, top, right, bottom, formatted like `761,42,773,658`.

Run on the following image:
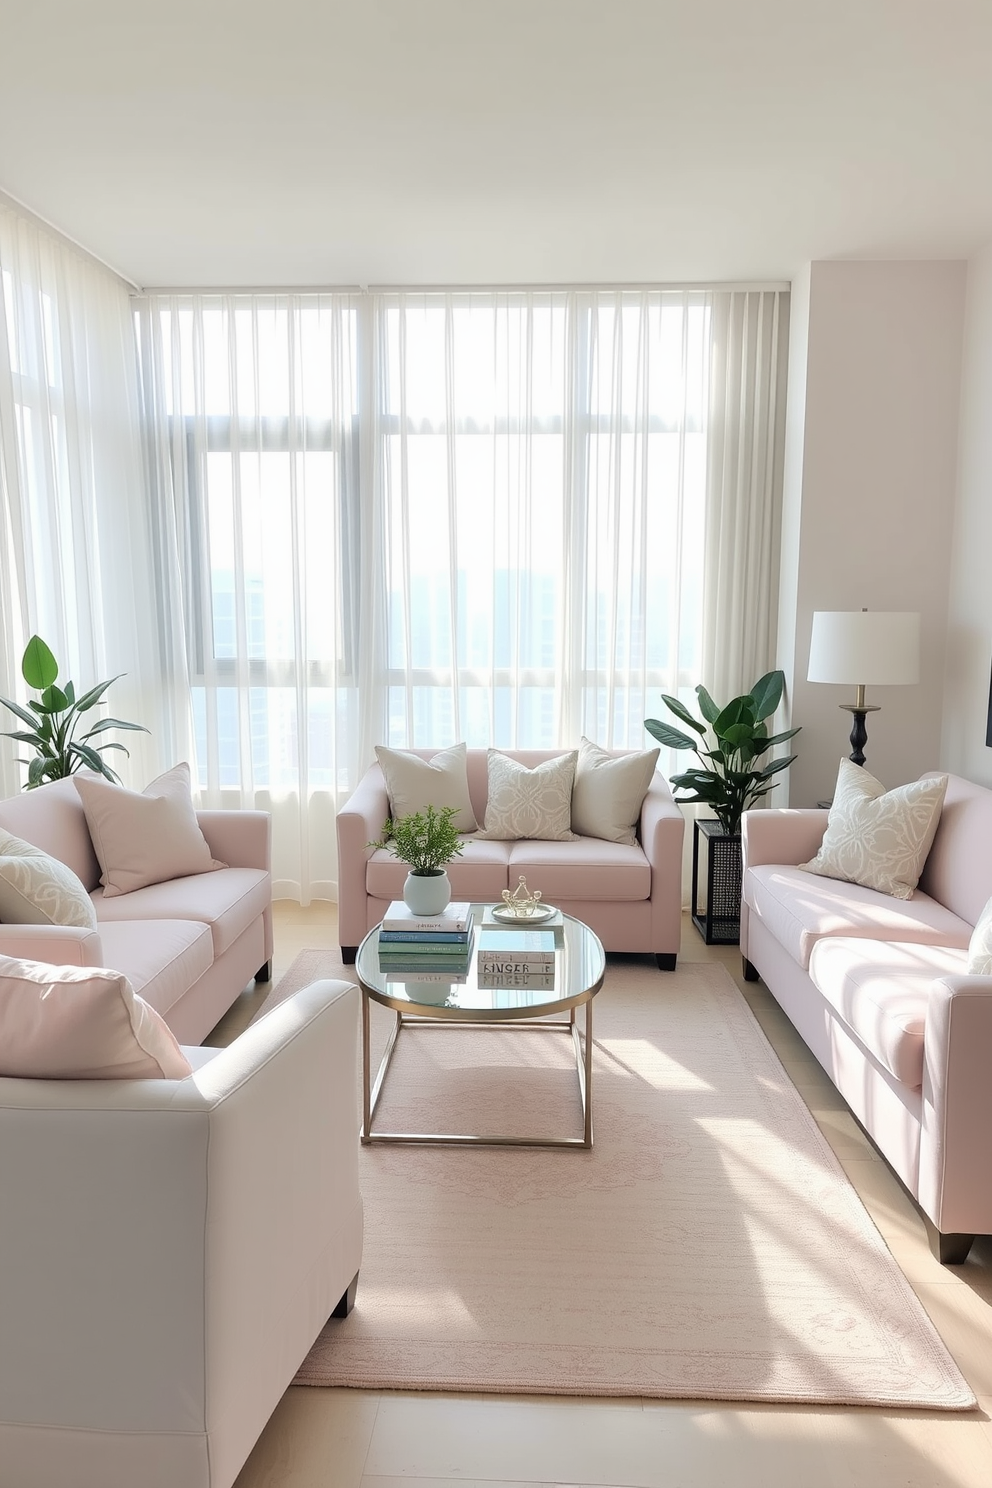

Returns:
355,906,606,1148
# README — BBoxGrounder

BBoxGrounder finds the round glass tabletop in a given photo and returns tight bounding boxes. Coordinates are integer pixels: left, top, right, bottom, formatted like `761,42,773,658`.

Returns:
356,904,606,1019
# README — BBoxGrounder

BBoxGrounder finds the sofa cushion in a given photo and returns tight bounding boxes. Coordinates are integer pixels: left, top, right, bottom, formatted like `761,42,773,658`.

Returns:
744,864,972,971
0,830,97,930
0,955,192,1080
476,750,579,841
808,938,970,1088
374,742,478,833
800,760,948,900
97,919,215,1019
75,762,227,897
0,776,101,890
367,838,511,902
570,737,659,846
93,867,269,958
509,838,651,901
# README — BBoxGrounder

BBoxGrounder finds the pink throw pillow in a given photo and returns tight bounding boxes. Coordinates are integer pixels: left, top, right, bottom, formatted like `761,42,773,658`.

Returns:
0,956,193,1080
75,762,226,898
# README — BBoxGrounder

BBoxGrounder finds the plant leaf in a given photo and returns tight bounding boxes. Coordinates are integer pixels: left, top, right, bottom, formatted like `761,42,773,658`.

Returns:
42,683,69,712
21,636,59,692
644,718,696,750
0,696,42,729
74,677,120,712
69,741,121,781
749,669,785,721
658,695,706,735
695,686,720,726
80,717,150,738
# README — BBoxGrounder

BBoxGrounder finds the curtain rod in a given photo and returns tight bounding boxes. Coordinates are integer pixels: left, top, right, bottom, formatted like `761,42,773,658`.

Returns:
139,279,791,297
0,185,142,293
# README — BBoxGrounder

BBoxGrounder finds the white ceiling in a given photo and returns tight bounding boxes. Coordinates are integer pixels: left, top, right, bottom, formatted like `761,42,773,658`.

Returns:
2,0,991,290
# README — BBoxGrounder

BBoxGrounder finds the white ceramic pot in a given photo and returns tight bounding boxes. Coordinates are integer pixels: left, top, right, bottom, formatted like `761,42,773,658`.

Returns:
402,869,451,916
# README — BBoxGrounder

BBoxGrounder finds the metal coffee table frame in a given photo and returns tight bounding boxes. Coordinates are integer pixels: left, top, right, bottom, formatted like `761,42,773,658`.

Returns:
356,909,606,1149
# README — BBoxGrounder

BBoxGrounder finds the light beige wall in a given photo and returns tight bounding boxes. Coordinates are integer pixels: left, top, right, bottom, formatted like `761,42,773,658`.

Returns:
780,260,966,807
941,243,992,787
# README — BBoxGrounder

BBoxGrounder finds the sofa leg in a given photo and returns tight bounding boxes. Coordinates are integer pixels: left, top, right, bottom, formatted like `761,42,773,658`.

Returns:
742,957,760,983
255,960,272,983
341,945,358,966
655,953,677,971
923,1216,975,1265
332,1271,359,1318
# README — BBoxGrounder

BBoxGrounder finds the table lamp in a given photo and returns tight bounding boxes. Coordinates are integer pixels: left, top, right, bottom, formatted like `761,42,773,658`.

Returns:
807,609,920,767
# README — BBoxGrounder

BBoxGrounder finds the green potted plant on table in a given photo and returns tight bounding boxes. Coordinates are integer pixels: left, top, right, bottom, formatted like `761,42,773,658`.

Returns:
0,635,148,789
369,803,466,916
644,669,800,943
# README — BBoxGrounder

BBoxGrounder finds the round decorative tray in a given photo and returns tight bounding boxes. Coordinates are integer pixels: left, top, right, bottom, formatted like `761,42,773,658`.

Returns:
490,903,558,924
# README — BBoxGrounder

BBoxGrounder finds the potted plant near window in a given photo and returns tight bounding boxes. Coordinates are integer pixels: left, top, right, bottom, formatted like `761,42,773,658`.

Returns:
369,803,466,916
0,635,148,789
645,669,800,944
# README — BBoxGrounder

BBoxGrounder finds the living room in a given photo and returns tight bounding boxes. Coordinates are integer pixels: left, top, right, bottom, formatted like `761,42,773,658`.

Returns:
2,3,992,1486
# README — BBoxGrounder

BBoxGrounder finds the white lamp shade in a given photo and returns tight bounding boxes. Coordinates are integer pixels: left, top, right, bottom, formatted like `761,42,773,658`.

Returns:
807,611,920,687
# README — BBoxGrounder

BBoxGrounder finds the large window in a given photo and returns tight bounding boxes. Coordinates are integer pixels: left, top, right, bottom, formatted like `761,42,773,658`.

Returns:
136,285,786,899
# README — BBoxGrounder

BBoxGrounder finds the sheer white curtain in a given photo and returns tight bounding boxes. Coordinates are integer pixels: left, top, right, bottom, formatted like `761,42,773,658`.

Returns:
369,289,710,752
135,293,364,900
702,289,790,702
0,199,186,799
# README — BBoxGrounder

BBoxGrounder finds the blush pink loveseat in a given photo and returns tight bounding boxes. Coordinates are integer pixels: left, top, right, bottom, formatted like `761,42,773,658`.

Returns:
336,747,685,968
0,776,273,1043
740,771,992,1264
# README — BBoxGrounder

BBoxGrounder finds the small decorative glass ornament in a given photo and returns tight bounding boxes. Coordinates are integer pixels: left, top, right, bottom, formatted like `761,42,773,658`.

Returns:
500,876,543,918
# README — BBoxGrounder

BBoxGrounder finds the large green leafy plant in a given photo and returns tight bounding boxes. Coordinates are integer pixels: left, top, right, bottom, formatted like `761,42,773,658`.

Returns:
0,635,148,789
368,804,466,876
645,669,800,836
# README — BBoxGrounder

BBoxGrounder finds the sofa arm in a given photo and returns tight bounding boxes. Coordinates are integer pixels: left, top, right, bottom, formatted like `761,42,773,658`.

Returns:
640,774,686,956
337,764,391,950
741,807,828,870
919,974,992,1238
0,923,105,966
196,808,271,871
0,979,362,1467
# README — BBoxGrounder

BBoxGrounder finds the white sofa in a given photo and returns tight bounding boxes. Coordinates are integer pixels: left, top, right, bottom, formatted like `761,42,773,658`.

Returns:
740,771,992,1263
0,977,364,1488
336,747,686,968
0,777,274,1043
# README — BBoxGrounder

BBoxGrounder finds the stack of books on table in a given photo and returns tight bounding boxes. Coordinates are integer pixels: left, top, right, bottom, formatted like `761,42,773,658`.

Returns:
475,928,557,990
376,901,474,974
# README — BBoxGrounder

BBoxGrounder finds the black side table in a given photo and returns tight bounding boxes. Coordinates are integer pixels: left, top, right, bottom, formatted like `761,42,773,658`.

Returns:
691,819,742,945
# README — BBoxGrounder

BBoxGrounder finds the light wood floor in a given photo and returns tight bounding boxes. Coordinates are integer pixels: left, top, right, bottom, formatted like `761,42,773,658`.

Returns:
223,903,992,1488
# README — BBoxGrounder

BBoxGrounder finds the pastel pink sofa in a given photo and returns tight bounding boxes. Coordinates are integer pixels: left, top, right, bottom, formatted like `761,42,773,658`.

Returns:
741,771,992,1264
0,776,273,1043
337,747,685,967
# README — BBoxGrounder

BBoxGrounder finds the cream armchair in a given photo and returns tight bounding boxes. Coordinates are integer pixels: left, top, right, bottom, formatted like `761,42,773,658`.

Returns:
0,978,363,1488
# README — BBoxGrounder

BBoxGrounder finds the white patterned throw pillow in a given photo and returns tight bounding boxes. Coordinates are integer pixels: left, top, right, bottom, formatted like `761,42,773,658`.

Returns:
800,759,947,901
0,830,97,929
967,897,992,975
476,750,579,841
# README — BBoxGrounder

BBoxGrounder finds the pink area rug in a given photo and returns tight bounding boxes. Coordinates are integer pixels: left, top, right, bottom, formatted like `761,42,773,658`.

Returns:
255,950,975,1409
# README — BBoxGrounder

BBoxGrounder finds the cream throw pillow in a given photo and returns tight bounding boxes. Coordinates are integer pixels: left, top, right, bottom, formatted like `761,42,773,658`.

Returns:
800,759,948,901
968,898,992,975
374,742,478,833
0,830,97,930
476,750,578,841
570,737,660,845
75,762,226,898
0,956,192,1080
